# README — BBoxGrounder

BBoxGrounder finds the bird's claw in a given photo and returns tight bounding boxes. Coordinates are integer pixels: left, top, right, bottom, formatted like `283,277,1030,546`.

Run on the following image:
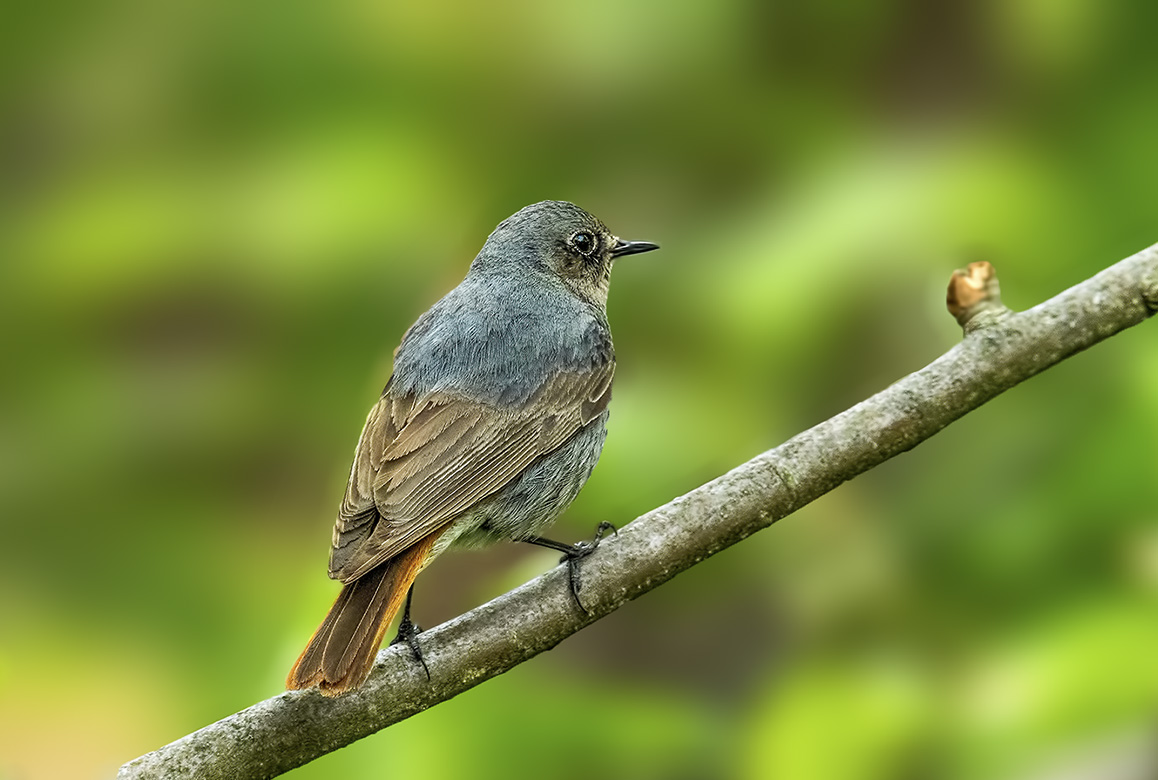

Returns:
558,521,617,614
389,590,430,681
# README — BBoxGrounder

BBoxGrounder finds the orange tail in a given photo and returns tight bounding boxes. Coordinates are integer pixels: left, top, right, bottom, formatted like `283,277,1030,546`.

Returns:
287,533,441,696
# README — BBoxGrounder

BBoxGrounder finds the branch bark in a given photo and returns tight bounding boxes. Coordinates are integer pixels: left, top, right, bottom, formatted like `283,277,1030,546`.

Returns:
119,244,1158,780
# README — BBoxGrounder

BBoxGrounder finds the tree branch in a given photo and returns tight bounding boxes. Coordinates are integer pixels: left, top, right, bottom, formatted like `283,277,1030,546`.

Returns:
119,244,1158,780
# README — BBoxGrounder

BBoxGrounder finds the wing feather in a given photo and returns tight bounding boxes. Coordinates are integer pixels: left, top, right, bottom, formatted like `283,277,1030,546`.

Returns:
328,361,614,582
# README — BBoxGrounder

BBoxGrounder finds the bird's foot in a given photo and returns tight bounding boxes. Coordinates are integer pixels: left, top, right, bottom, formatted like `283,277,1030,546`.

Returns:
542,521,617,614
389,587,430,680
522,522,616,613
561,521,616,613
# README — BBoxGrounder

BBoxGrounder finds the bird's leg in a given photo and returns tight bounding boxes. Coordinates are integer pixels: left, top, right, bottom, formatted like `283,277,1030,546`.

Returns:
389,584,430,680
522,521,617,614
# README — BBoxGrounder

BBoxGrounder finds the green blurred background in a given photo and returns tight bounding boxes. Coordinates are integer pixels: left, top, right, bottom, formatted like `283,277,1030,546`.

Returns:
2,1,1157,778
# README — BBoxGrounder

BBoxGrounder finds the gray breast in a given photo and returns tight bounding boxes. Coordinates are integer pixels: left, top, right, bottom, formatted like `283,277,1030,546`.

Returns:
391,271,613,406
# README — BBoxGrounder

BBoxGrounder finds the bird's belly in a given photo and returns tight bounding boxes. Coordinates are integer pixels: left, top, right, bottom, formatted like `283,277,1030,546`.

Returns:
442,412,609,551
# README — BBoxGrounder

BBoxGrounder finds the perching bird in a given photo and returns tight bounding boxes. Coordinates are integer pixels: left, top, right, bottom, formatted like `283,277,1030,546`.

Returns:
286,200,659,696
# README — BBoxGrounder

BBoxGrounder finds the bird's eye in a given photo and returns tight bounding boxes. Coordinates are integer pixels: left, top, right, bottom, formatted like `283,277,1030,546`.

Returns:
570,231,596,256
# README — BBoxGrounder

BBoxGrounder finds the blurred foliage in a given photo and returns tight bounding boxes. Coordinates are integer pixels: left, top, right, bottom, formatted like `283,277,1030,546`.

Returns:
1,1,1157,779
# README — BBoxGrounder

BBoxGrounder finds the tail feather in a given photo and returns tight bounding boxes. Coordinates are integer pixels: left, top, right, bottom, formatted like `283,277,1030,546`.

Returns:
287,532,442,696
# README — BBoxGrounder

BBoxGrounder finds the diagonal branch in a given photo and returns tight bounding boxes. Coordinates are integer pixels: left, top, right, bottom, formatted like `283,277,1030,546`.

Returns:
119,244,1158,780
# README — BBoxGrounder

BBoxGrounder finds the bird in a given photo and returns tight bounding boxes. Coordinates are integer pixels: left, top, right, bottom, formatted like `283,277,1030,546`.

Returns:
286,200,659,696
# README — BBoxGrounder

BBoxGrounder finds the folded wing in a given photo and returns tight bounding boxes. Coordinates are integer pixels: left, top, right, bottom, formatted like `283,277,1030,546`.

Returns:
329,362,614,582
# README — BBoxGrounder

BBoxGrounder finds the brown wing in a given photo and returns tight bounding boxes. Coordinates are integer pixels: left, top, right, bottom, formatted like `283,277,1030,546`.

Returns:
328,363,614,583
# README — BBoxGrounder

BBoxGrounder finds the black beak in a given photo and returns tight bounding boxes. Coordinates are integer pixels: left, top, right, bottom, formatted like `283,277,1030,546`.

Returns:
610,239,660,258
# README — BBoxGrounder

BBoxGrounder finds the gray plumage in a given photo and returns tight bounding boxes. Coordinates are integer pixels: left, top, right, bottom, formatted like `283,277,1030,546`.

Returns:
392,202,616,405
287,200,658,696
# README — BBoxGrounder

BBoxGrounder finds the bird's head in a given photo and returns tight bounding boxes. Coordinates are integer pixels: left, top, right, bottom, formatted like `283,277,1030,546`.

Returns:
474,200,659,307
